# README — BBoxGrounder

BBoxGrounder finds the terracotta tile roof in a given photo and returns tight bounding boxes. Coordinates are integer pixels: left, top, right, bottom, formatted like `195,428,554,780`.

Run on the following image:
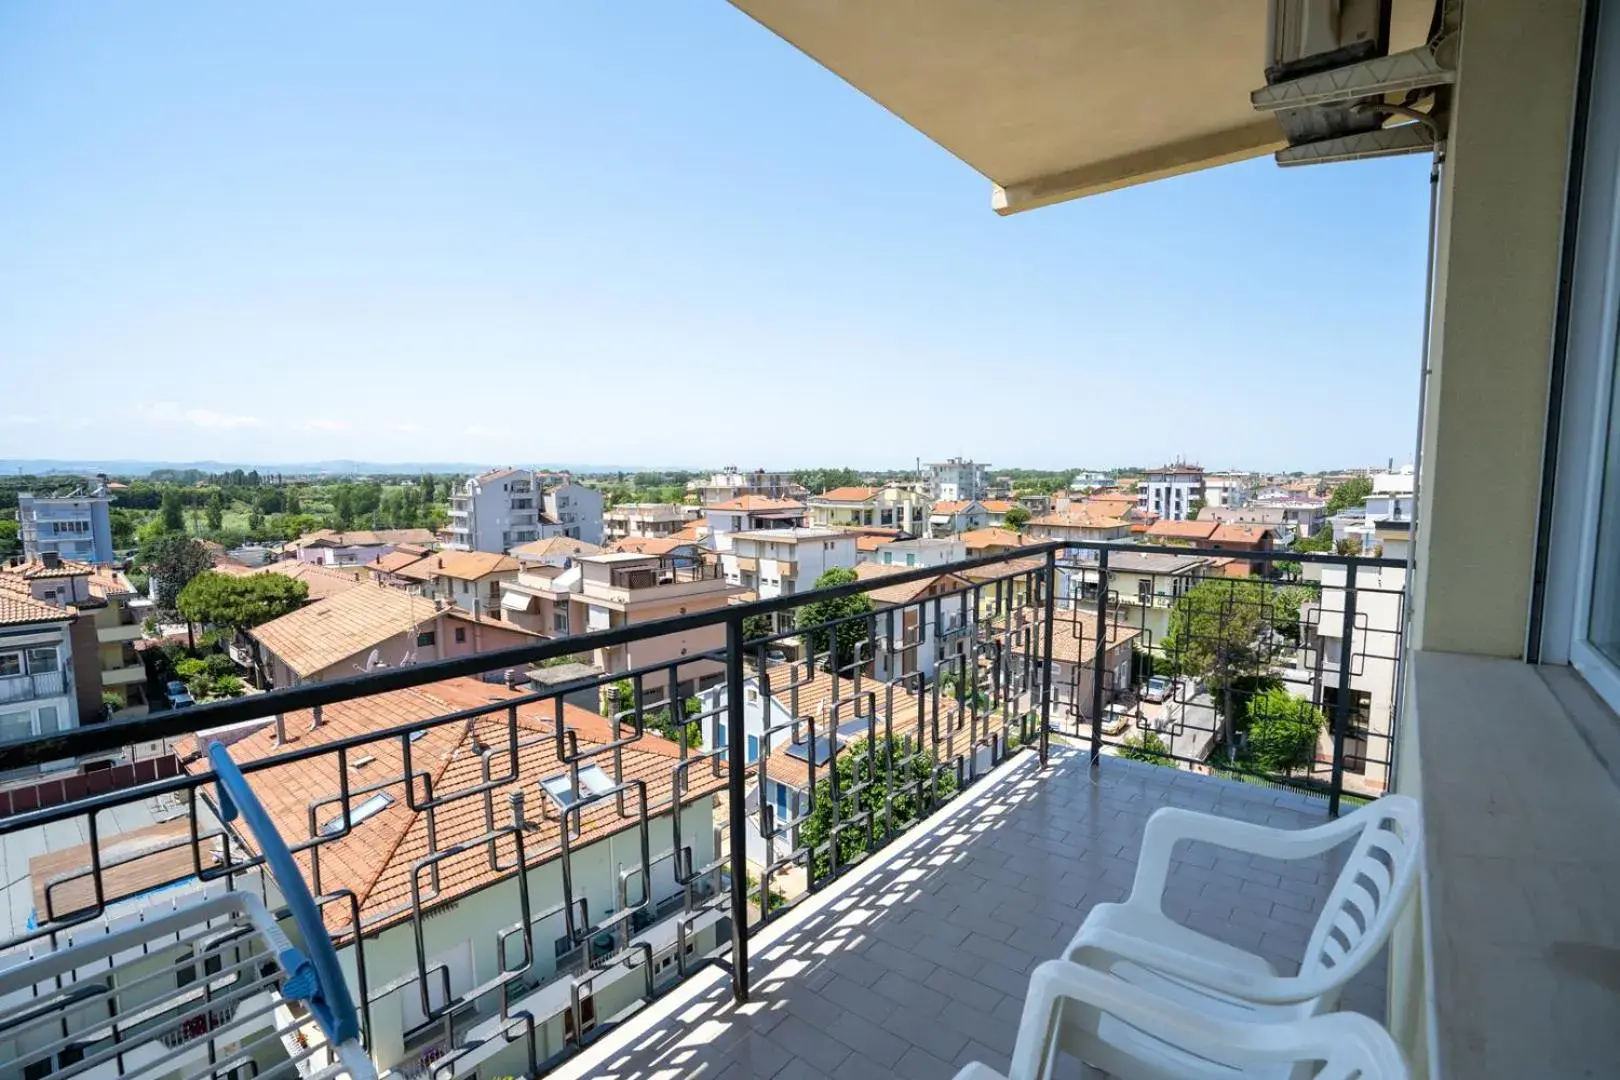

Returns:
1145,519,1219,541
980,500,1015,514
1029,509,1128,530
957,554,1048,582
367,549,432,575
292,528,438,549
0,576,71,626
509,536,604,561
2,557,93,580
249,584,440,677
707,496,806,513
252,560,367,602
1210,524,1273,544
958,527,1031,551
668,523,710,542
610,537,690,556
86,567,136,600
930,500,977,515
852,563,973,607
990,611,1141,664
415,550,519,581
856,535,895,553
187,676,726,936
813,487,879,503
746,666,1007,792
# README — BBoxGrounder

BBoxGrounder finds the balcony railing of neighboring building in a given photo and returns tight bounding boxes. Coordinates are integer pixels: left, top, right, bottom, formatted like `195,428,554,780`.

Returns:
0,541,1401,1080
0,670,66,704
608,555,724,590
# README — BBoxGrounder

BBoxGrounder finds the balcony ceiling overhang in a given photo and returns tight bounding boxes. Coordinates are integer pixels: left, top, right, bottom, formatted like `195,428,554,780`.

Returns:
729,0,1435,214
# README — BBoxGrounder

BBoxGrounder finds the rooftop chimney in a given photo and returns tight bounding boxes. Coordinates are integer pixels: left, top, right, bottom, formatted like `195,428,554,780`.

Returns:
41,552,61,570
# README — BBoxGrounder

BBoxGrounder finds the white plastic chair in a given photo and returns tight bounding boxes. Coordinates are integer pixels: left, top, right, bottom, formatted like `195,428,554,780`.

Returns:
952,959,1408,1080
1064,795,1421,1023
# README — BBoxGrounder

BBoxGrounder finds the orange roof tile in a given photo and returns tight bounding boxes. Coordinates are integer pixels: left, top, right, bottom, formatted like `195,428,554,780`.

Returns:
2,557,93,580
855,535,895,553
852,564,974,606
707,495,806,513
1210,524,1273,544
980,500,1015,514
814,487,879,503
0,576,72,626
416,550,519,581
509,536,604,560
1029,509,1128,530
1145,520,1219,541
930,500,977,515
187,676,727,936
249,584,440,677
252,560,367,602
958,527,1031,551
367,550,431,575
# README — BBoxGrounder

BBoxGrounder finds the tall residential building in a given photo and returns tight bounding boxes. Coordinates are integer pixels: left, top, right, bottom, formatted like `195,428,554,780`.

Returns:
17,482,116,565
693,467,805,506
923,458,989,502
1202,473,1252,509
543,480,605,545
1136,462,1205,521
445,468,545,553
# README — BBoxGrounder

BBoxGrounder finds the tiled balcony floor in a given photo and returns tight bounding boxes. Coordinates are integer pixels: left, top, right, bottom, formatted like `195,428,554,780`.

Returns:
555,747,1387,1080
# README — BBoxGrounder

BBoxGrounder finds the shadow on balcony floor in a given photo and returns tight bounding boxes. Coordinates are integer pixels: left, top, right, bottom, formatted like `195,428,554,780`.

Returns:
556,748,1388,1080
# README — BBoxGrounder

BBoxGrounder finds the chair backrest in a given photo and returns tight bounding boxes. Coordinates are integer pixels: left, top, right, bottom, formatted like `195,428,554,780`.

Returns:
1299,794,1423,1000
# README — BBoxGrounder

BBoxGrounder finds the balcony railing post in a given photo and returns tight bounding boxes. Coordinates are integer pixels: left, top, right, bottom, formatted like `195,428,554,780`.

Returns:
723,613,750,1003
1038,548,1057,769
1329,561,1358,818
1089,547,1110,764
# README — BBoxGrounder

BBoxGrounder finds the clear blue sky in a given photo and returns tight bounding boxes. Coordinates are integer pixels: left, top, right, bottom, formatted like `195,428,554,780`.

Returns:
0,3,1431,473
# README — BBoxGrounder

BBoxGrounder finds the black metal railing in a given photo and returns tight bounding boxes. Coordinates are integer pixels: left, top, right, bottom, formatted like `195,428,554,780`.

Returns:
0,541,1402,1079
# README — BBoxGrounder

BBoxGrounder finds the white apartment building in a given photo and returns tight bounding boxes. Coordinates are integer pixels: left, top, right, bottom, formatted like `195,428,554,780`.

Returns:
0,563,83,791
1069,472,1111,492
1303,563,1406,797
806,485,927,533
543,481,604,545
924,458,989,502
1063,551,1216,648
1202,473,1252,509
17,484,116,564
871,536,964,570
692,467,804,505
445,468,545,553
602,503,688,543
703,497,808,552
724,528,857,600
1136,463,1205,521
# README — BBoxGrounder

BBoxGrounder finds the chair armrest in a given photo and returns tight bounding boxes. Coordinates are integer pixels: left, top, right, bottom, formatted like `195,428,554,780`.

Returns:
1130,805,1368,909
1069,924,1310,1005
1010,960,1408,1079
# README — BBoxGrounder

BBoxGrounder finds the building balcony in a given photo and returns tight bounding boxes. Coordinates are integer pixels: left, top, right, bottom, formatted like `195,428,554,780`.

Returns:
97,621,144,644
0,670,65,704
0,541,1402,1080
100,663,146,686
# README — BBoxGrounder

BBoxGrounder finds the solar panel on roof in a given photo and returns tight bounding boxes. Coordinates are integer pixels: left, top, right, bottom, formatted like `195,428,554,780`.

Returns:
782,736,836,765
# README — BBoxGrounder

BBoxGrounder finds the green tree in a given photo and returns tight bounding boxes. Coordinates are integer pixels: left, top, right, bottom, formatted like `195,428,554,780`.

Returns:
205,491,225,531
797,736,958,879
1118,729,1171,765
248,506,266,534
143,535,215,612
1335,536,1363,557
177,571,309,631
742,613,773,643
0,519,18,559
796,567,874,673
1162,579,1295,751
1292,526,1335,553
1325,476,1374,517
284,486,302,515
332,488,355,530
1242,687,1325,775
420,474,436,503
1003,506,1031,531
160,488,186,532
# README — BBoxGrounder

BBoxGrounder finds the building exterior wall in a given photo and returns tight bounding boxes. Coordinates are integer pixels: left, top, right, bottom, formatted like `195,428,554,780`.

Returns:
337,799,720,1076
925,459,988,502
446,469,543,553
1137,469,1204,521
876,538,964,569
17,494,115,564
0,620,80,788
544,482,605,545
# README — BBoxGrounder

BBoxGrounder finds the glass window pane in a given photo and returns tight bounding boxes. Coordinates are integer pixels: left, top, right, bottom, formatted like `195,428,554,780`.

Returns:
26,648,58,674
0,654,20,678
1589,336,1620,664
0,711,32,740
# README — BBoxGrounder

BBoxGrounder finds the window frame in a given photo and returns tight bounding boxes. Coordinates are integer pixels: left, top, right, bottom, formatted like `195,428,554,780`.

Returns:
1544,0,1620,715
